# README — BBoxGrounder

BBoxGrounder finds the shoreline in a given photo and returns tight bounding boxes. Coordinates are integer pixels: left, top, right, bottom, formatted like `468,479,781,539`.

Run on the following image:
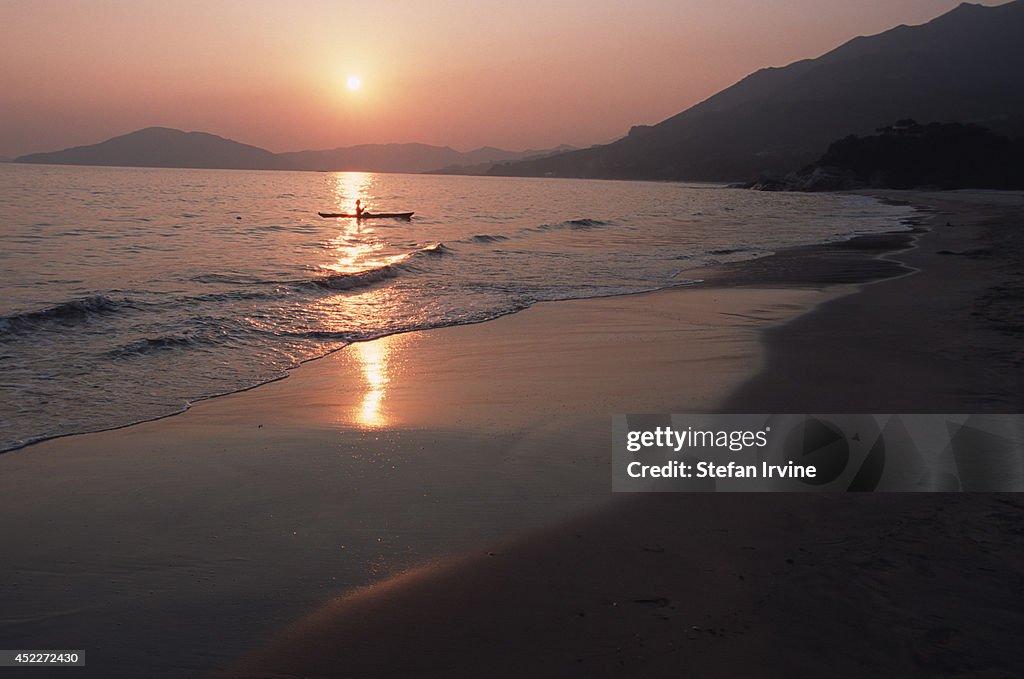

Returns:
0,190,911,456
725,190,1023,412
1,190,1021,677
216,189,1024,678
0,260,839,678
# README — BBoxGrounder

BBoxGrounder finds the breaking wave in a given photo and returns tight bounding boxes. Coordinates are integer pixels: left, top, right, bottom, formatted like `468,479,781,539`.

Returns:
310,265,402,291
307,242,449,291
0,295,126,336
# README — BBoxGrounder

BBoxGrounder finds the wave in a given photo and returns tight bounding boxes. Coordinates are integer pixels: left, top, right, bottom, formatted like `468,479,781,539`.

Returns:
566,218,609,228
467,233,510,243
106,334,205,358
415,242,450,256
535,218,611,231
310,264,402,291
182,242,456,302
461,221,607,245
0,295,125,336
308,242,450,291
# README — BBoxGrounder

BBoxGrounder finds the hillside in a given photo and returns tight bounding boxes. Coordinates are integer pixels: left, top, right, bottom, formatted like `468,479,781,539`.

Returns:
492,1,1024,182
278,143,573,174
15,127,292,170
788,120,1024,190
14,130,572,175
426,145,577,175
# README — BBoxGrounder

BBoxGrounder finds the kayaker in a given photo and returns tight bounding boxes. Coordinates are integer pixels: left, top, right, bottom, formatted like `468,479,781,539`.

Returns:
355,199,365,218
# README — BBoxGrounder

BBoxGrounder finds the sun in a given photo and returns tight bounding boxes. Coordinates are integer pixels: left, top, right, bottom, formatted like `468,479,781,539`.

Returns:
346,75,362,91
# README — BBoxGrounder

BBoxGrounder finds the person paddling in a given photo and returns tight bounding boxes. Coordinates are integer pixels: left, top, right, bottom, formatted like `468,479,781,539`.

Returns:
355,199,365,218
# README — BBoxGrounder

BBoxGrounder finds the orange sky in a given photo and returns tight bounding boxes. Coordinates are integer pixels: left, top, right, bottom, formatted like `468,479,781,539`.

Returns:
0,0,1008,157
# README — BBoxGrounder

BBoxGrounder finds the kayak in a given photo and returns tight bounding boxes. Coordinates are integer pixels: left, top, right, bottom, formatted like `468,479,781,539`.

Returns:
318,211,414,220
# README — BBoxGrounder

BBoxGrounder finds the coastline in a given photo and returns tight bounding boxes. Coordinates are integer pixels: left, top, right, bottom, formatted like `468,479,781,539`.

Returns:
724,190,1023,412
215,190,1024,678
1,191,1021,677
0,267,839,678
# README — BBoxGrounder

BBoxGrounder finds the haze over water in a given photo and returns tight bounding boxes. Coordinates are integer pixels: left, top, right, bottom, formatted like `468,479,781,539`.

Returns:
0,164,914,451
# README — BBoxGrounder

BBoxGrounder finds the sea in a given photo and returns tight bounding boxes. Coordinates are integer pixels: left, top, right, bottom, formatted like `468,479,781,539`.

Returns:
0,164,915,452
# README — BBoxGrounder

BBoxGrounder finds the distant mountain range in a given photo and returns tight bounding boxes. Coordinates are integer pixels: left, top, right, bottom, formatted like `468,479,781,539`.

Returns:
14,127,574,174
492,1,1024,182
279,142,575,174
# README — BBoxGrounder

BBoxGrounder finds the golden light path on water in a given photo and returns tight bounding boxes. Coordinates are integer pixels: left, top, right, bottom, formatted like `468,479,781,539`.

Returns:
316,285,407,429
323,171,406,274
332,170,372,205
352,335,396,428
328,172,397,428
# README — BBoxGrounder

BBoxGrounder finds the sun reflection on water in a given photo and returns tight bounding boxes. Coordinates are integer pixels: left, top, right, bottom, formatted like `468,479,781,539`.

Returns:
320,173,411,428
332,171,372,212
351,334,399,428
322,172,412,275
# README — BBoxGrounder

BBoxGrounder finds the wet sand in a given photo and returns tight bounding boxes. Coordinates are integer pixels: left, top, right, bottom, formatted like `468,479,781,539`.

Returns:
722,191,1024,412
216,191,1024,678
0,276,837,677
2,191,1022,677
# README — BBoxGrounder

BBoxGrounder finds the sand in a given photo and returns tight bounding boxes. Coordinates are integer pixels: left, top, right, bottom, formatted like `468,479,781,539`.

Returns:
2,191,1022,678
723,191,1024,412
0,278,838,677
217,494,1024,679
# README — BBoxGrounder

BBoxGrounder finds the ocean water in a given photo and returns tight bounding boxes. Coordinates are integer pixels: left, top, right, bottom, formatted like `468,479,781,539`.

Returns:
0,164,914,451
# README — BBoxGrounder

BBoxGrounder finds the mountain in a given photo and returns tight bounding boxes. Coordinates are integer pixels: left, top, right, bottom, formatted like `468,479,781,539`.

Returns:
14,129,572,175
492,1,1024,182
15,127,292,170
279,143,465,173
426,145,577,175
277,143,572,174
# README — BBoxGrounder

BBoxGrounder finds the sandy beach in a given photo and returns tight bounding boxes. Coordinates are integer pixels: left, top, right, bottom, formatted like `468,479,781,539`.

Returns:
2,191,1022,678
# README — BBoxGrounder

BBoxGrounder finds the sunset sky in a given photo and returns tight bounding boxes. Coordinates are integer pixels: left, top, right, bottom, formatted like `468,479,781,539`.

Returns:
0,0,1007,157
